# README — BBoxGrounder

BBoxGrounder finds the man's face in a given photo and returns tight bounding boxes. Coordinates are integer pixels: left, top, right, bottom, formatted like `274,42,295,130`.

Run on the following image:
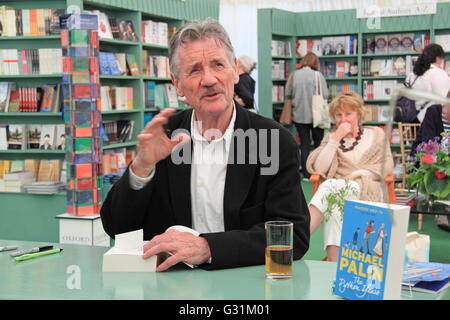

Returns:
171,38,239,117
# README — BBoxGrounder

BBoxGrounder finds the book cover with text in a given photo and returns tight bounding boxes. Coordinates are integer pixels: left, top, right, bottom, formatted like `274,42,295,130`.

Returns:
334,200,410,300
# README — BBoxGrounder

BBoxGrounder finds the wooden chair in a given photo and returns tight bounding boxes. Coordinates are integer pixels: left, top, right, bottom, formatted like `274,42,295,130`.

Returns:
398,123,421,189
309,174,396,204
398,122,422,229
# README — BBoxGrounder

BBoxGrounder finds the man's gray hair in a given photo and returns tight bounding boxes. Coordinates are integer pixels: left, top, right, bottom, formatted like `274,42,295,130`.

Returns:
169,19,235,79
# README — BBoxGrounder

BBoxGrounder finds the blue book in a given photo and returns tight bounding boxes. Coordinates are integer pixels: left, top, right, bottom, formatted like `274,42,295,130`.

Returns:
145,81,156,108
334,200,410,300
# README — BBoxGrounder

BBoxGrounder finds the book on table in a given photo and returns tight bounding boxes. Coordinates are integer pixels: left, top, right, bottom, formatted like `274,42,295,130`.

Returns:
334,200,410,300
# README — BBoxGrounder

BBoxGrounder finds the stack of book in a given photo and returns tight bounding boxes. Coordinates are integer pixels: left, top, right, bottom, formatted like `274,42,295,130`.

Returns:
271,40,291,57
402,262,450,294
1,170,35,192
23,181,66,194
141,20,169,46
61,14,103,216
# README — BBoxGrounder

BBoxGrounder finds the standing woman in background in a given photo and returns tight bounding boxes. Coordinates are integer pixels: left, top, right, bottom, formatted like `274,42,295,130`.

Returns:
405,43,450,122
234,55,257,110
285,52,329,179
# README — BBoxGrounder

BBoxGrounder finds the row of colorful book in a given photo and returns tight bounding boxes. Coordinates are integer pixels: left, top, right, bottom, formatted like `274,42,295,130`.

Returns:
435,34,450,52
271,40,292,57
272,85,285,103
361,56,416,77
99,86,134,111
0,48,62,75
0,6,63,37
0,124,65,151
144,81,180,109
363,80,401,100
271,60,290,79
362,33,429,54
296,36,358,57
0,82,61,113
101,120,134,146
142,52,170,78
98,51,139,76
320,61,358,78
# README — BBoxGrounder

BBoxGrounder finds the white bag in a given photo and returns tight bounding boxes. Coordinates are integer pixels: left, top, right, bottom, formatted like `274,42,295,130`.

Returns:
312,71,330,129
404,231,430,262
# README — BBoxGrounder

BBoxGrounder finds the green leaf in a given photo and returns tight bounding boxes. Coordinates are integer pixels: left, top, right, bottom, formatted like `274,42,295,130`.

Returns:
424,172,450,198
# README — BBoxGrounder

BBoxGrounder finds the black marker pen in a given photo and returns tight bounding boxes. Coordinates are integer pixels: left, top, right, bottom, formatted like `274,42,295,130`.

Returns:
10,245,54,258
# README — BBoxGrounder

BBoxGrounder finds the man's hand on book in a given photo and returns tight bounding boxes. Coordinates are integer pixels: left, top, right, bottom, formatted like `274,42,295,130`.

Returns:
142,229,211,271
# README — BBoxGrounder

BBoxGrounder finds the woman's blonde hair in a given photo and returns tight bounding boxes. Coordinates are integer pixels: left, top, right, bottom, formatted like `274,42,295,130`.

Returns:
300,52,319,71
329,92,365,124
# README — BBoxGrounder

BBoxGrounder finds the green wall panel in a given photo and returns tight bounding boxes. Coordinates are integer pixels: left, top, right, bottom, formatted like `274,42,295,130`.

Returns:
433,2,450,30
271,9,296,36
360,14,432,34
296,9,359,37
85,0,219,20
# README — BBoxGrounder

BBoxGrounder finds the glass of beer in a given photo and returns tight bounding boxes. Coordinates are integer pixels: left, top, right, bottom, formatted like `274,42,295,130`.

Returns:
265,221,293,279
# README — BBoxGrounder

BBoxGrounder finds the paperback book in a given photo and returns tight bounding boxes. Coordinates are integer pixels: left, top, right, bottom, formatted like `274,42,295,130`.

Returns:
334,200,410,300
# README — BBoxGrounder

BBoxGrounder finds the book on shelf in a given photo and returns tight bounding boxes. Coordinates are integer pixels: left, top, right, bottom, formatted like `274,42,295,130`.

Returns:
27,124,41,149
334,200,410,300
272,85,285,103
39,124,56,150
7,124,26,150
115,53,127,76
374,34,388,54
148,55,169,78
142,20,169,46
102,120,134,145
435,34,450,51
387,34,402,53
37,159,61,182
126,53,140,76
99,51,122,76
144,81,156,108
55,124,65,150
402,262,450,294
86,10,113,39
114,87,133,110
321,37,335,56
0,125,7,150
0,82,15,112
164,83,179,108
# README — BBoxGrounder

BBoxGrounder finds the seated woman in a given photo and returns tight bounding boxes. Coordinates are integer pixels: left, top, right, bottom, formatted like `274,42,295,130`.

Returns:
306,92,394,262
411,90,450,157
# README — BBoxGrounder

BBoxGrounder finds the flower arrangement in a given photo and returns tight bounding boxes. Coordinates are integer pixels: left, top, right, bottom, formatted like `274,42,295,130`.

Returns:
407,132,450,199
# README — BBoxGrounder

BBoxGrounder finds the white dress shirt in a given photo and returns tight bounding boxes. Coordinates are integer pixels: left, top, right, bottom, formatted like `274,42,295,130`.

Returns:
128,105,236,235
406,64,450,122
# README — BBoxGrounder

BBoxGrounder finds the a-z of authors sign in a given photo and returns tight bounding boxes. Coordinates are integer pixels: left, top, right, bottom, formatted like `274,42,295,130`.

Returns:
357,3,436,19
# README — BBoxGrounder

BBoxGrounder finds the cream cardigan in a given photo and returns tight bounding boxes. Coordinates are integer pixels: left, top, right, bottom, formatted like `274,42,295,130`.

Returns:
306,126,394,202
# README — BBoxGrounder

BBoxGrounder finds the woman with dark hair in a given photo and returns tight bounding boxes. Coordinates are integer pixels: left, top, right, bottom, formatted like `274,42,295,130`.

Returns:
406,43,450,122
284,52,329,179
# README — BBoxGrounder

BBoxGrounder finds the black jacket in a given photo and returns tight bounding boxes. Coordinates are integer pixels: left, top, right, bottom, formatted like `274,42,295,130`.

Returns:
100,105,310,270
411,104,444,156
234,73,255,109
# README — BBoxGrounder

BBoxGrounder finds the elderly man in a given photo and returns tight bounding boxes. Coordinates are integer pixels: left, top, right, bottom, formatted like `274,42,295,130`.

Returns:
100,19,310,271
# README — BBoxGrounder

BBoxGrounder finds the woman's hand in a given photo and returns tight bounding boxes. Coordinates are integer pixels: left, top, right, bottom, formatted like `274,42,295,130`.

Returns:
332,122,353,142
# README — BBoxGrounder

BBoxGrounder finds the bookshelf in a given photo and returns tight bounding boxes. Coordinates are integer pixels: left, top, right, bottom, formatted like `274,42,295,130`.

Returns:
258,4,450,186
257,4,450,122
0,0,219,242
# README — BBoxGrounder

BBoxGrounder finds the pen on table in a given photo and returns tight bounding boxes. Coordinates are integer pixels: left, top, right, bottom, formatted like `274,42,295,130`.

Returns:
14,248,63,262
10,245,54,258
0,246,18,252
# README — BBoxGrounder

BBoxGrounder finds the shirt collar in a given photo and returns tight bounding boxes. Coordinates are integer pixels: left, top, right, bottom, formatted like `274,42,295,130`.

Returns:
190,101,236,145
